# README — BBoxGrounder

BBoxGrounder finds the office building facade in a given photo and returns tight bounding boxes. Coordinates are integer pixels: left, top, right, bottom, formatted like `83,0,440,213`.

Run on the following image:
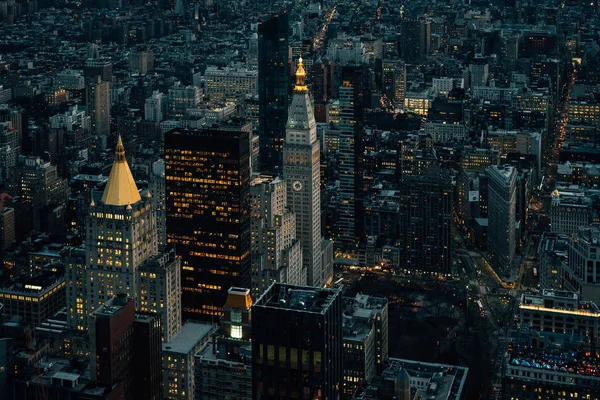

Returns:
258,12,290,172
250,175,304,299
336,66,368,253
165,122,251,320
399,166,454,275
86,77,111,138
251,283,343,400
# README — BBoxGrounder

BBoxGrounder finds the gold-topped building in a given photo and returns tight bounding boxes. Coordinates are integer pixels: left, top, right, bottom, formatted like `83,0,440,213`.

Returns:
69,137,163,332
100,135,142,206
283,57,333,287
294,57,308,92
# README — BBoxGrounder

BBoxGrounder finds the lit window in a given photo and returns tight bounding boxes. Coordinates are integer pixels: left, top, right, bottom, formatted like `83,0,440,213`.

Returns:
231,325,242,339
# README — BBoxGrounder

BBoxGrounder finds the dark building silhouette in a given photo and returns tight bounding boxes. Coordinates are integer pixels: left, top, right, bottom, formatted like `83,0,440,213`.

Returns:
336,66,369,250
399,166,454,275
251,283,343,400
258,12,290,173
133,313,163,400
400,18,430,63
165,122,251,320
90,294,163,399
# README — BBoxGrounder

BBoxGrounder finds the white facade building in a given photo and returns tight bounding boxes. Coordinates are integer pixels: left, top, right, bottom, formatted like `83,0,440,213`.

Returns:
250,175,304,299
145,90,168,122
283,59,325,287
50,105,91,132
204,66,258,98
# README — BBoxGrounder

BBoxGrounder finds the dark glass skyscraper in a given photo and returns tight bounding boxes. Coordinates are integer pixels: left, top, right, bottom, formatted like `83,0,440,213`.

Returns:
336,66,369,251
258,11,290,173
399,165,454,275
251,283,343,400
165,121,251,320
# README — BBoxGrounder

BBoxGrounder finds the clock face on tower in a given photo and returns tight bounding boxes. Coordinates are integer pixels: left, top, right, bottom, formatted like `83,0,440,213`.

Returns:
292,180,303,192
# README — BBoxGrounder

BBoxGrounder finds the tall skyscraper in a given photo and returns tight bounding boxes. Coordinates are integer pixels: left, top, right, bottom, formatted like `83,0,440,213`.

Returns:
336,66,368,253
138,250,181,342
283,59,326,287
165,122,251,320
0,121,19,186
251,283,343,400
400,18,430,63
382,59,406,106
250,174,304,299
258,12,290,172
248,32,259,71
486,165,517,276
145,91,168,122
398,166,454,275
85,137,158,323
86,76,111,138
149,159,167,248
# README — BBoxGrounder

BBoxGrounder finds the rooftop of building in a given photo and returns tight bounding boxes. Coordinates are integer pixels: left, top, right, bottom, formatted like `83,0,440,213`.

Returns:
94,296,133,318
487,164,516,182
539,232,570,258
11,356,114,396
0,270,64,295
100,136,142,207
343,316,373,342
225,287,252,310
343,293,388,321
254,283,341,314
507,334,600,380
357,358,468,400
575,224,600,245
520,289,600,316
163,321,215,355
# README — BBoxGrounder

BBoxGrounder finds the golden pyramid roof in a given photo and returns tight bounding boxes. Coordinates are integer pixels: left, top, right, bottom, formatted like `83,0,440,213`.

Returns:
101,136,142,207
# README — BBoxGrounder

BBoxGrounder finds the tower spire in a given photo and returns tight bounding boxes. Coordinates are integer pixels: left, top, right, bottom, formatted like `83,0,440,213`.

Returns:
101,136,142,206
294,57,308,92
115,135,126,162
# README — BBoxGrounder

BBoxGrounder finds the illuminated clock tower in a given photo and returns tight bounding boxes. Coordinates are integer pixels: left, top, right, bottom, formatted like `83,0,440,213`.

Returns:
283,58,324,287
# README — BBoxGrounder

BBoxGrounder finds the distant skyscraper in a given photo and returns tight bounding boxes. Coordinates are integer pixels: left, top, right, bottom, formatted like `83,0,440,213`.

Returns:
0,120,19,186
86,76,111,138
283,59,326,287
165,122,251,320
17,155,68,233
145,91,168,122
258,12,290,172
250,175,304,298
251,283,343,400
138,250,181,342
149,159,167,248
336,66,368,252
469,56,489,88
399,166,454,275
486,165,517,276
167,83,201,118
400,18,430,63
83,48,113,83
248,32,259,71
382,59,406,105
